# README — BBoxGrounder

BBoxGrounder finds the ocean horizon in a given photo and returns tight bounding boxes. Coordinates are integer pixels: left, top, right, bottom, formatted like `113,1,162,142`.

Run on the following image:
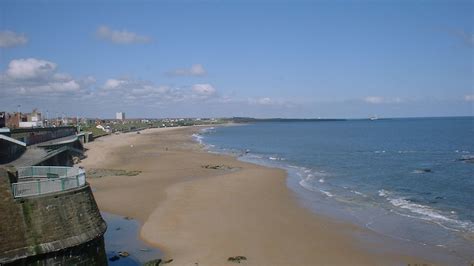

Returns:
196,116,474,264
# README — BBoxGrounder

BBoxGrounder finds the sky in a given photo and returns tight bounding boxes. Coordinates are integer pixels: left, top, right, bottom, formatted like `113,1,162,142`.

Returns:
0,0,472,119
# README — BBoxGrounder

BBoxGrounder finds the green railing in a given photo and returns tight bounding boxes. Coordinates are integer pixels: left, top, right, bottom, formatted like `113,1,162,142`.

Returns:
12,166,86,198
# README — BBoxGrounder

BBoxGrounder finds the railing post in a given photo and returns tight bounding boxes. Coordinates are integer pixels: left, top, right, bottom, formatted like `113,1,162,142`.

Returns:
61,179,65,191
37,180,41,195
76,176,80,187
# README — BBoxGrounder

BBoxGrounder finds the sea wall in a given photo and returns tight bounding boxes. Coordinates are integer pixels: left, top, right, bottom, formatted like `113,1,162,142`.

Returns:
0,168,107,264
11,127,76,146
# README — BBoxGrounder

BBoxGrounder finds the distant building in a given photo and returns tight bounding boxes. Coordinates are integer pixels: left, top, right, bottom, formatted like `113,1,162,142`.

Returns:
6,113,21,129
19,109,43,128
116,112,125,121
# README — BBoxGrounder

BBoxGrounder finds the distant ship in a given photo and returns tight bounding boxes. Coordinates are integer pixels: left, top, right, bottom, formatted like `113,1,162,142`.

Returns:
369,115,379,121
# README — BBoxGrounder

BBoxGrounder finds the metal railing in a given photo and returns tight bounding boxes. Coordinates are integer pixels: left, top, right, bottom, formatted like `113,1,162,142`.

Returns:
12,166,86,198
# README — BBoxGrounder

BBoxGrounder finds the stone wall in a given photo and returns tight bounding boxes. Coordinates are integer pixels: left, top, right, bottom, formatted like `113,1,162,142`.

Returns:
0,168,107,264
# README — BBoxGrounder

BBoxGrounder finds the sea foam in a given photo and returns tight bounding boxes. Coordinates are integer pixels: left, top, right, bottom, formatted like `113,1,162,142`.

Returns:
378,189,473,233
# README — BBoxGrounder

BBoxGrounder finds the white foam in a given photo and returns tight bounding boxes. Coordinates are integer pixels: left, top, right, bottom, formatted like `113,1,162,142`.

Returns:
319,190,333,197
200,127,215,133
378,189,389,197
352,190,367,197
389,198,452,222
192,133,204,144
398,150,416,154
319,178,325,183
269,156,278,160
379,189,473,232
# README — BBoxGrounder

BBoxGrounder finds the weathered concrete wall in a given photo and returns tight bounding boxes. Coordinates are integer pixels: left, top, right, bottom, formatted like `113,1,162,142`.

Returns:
36,150,74,167
0,168,107,264
0,140,26,164
11,127,76,146
5,236,107,266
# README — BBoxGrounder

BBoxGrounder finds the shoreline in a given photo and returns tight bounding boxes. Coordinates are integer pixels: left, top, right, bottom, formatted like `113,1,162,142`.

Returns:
80,126,427,265
102,211,162,265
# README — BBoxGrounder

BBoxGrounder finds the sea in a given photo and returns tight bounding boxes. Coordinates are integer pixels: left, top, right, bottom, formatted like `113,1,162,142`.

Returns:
195,117,474,265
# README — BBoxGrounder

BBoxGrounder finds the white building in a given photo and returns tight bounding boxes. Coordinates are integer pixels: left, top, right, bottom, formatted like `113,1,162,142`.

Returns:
116,112,125,121
19,121,43,128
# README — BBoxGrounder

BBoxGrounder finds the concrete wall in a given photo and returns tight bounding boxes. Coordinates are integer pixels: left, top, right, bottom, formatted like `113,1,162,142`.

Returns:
0,168,107,264
11,127,76,146
0,140,26,164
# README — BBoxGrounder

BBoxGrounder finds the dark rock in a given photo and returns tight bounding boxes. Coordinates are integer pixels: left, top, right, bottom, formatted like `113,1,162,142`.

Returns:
118,251,130,257
144,258,162,266
458,156,474,163
413,168,432,174
228,256,247,263
109,255,120,261
163,258,173,264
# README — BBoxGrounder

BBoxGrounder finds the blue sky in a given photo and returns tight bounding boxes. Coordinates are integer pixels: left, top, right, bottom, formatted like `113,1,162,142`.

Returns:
0,0,472,118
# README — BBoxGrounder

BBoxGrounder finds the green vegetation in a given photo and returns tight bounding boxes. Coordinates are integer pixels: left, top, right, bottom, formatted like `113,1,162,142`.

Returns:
79,118,232,138
80,126,109,138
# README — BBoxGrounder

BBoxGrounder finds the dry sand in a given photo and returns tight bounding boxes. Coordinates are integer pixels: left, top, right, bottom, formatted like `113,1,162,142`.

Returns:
80,126,426,266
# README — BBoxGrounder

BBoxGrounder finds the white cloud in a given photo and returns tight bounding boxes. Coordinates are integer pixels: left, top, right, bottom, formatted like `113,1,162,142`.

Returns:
6,58,57,80
103,78,126,90
96,25,151,44
192,83,216,96
51,80,81,92
258,97,273,105
245,97,291,107
53,73,73,81
95,78,222,105
0,58,93,97
465,95,474,102
0,30,28,48
364,96,402,104
364,96,385,104
168,64,207,77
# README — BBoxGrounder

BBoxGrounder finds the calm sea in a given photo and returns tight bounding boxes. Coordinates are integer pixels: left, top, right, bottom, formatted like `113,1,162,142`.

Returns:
196,117,474,264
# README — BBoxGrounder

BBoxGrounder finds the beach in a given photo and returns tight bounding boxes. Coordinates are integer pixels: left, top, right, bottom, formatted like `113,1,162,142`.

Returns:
80,126,424,265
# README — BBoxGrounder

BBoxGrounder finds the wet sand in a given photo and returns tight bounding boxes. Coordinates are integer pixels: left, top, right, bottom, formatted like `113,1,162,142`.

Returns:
80,126,425,265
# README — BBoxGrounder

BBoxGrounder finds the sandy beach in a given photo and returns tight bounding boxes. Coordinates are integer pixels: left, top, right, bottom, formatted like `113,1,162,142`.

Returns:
80,126,424,265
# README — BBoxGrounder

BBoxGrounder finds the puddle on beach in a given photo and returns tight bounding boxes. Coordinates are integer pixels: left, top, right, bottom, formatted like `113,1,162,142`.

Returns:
102,212,162,265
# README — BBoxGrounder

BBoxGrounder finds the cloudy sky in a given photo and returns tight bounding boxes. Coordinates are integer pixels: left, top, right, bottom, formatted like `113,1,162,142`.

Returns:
0,0,472,119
